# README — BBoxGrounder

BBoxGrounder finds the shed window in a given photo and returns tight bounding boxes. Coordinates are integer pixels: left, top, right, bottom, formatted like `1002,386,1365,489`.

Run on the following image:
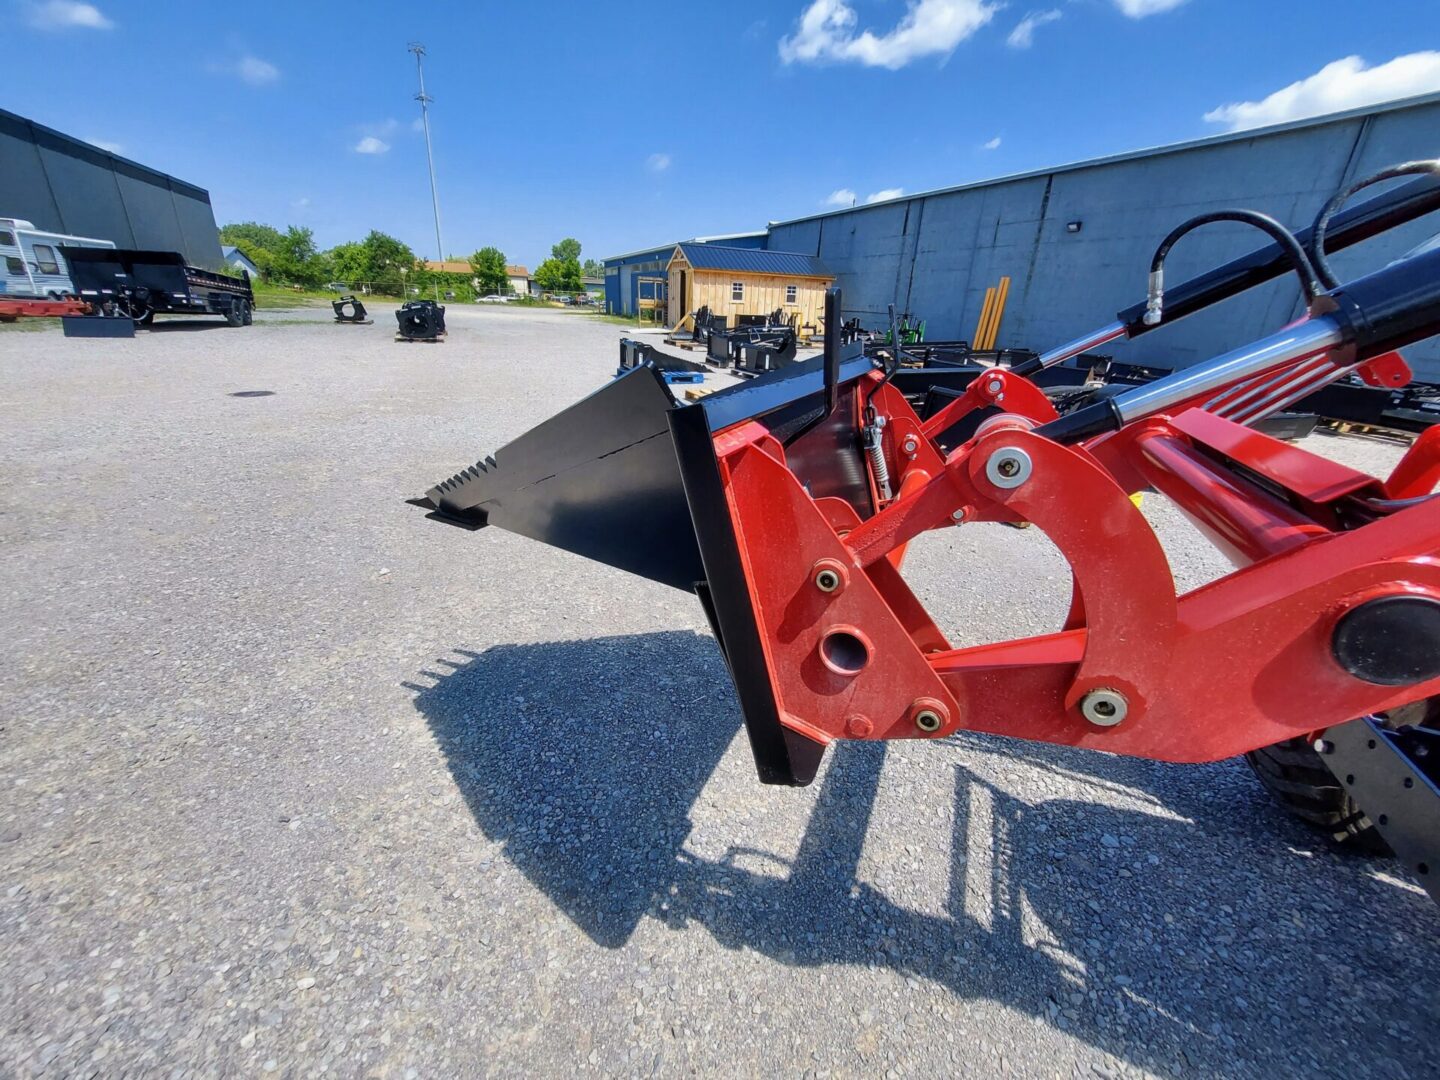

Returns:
6,256,23,274
34,244,59,275
0,231,14,246
731,281,744,301
785,284,797,304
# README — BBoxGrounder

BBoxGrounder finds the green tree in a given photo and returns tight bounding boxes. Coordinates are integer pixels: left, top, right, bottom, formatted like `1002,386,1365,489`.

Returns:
327,241,368,286
534,256,582,293
535,237,584,293
468,246,510,295
360,231,419,295
581,258,602,279
271,226,328,287
219,222,285,261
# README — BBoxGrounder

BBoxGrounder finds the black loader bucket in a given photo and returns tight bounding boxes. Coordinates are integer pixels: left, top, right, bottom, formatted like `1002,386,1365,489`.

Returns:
417,307,874,785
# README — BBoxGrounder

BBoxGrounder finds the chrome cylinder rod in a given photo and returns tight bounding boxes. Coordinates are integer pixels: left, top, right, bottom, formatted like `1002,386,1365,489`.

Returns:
1112,318,1344,426
1028,321,1127,372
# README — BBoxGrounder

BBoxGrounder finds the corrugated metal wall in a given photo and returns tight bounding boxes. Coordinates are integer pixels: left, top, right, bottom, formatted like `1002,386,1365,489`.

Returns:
766,97,1440,378
0,109,222,269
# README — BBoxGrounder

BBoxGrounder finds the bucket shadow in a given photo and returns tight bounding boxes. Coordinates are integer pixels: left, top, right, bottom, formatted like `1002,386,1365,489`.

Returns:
407,631,1438,1075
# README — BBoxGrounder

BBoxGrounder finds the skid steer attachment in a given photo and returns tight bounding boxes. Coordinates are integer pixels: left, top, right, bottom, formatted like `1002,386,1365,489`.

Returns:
418,162,1440,897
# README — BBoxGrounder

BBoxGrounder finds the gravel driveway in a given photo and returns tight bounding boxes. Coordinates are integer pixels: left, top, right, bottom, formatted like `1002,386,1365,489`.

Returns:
1,305,1436,1078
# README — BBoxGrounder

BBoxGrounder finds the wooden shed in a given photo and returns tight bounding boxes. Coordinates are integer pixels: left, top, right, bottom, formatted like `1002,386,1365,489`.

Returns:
666,243,832,329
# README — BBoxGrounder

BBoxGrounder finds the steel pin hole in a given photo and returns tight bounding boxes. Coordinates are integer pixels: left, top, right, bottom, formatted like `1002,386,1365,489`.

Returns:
819,628,870,676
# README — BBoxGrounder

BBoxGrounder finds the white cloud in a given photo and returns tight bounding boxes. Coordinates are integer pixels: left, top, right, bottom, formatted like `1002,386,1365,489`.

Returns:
1112,0,1188,15
24,1,113,30
1203,52,1440,131
353,136,390,155
236,55,280,85
1007,9,1060,49
647,152,672,172
411,117,426,133
779,0,996,70
982,136,1002,150
824,188,857,207
866,188,905,203
85,137,122,153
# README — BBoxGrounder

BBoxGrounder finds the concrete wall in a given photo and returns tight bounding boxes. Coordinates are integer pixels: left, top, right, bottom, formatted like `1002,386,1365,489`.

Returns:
0,109,222,269
767,96,1440,378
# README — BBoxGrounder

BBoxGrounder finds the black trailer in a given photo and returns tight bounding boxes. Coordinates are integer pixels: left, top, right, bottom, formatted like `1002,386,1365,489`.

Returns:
60,247,254,328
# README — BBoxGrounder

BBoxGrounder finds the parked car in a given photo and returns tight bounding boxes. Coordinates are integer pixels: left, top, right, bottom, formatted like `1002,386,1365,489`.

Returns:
0,217,115,299
325,282,349,292
479,294,514,303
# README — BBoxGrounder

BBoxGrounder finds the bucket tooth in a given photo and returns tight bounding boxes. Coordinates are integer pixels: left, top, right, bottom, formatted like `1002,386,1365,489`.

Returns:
417,367,705,590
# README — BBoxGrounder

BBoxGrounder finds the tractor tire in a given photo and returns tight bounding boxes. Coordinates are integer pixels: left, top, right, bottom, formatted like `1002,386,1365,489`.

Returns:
1245,699,1436,852
1244,737,1387,851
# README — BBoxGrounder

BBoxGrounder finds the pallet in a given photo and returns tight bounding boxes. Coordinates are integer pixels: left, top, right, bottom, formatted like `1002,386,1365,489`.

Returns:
683,386,716,402
1319,418,1416,443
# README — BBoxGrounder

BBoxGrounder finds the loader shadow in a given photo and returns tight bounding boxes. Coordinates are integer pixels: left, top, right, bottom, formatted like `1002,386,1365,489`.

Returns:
407,632,1439,1077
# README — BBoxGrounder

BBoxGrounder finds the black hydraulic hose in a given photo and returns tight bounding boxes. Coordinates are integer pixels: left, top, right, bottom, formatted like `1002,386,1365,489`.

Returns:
1143,210,1322,328
1102,173,1440,348
1311,160,1440,289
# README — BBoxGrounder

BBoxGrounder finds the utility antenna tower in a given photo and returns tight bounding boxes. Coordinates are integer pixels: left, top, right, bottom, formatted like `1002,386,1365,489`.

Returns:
408,42,444,264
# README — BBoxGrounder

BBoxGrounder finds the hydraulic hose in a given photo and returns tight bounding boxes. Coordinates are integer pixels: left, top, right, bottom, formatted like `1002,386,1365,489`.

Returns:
1311,160,1440,289
1144,210,1322,328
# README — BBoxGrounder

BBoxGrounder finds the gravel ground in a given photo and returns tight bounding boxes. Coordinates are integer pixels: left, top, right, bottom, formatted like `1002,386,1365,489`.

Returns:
1,305,1436,1078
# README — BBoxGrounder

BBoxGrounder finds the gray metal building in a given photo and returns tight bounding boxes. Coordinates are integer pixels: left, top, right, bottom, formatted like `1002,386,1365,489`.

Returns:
0,108,222,269
765,92,1440,378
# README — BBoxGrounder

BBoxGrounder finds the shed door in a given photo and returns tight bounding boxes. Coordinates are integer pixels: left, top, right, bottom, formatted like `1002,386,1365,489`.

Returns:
679,270,687,318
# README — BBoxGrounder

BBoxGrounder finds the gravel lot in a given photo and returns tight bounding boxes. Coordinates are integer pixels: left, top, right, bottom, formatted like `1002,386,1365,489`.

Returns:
2,304,1437,1078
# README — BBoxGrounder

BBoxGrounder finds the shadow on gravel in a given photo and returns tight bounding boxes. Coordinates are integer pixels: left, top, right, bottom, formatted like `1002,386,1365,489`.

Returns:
408,632,1438,1077
144,320,233,332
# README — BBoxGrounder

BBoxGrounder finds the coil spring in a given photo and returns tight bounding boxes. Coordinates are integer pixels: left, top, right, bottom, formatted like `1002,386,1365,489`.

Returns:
866,426,892,501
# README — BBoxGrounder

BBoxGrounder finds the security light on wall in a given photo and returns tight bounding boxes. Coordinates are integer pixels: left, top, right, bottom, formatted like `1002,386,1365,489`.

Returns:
1066,221,1083,234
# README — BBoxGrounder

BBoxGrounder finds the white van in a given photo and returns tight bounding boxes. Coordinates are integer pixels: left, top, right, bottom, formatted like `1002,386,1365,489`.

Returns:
0,218,116,300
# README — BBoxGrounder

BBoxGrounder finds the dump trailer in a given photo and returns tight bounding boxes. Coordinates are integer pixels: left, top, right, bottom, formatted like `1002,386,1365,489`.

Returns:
61,247,253,327
419,159,1440,901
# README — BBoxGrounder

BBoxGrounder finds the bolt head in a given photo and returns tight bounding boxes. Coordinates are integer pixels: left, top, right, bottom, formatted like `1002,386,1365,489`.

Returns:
950,508,967,522
902,437,919,454
986,378,1003,394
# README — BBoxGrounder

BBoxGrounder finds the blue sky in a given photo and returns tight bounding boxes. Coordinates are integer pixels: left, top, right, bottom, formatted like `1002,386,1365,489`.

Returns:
7,0,1440,269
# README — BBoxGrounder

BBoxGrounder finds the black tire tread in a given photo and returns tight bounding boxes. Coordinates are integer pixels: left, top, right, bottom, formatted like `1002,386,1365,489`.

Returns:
1244,736,1389,852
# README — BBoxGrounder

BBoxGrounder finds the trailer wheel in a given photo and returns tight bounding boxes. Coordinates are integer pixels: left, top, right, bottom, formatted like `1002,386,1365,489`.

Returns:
241,299,253,326
224,300,244,327
1244,699,1435,851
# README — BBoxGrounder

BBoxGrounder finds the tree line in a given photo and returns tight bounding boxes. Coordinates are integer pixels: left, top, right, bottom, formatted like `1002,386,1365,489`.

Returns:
219,223,602,300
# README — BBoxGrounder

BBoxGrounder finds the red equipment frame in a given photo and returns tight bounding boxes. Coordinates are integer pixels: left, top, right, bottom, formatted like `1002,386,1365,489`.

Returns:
706,354,1440,765
0,298,89,321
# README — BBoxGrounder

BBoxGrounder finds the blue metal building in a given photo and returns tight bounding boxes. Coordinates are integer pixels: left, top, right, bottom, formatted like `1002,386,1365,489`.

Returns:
603,231,766,315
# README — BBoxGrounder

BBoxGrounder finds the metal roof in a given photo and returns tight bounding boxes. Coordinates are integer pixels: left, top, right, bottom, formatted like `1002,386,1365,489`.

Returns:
767,89,1440,229
673,243,830,277
603,231,769,265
